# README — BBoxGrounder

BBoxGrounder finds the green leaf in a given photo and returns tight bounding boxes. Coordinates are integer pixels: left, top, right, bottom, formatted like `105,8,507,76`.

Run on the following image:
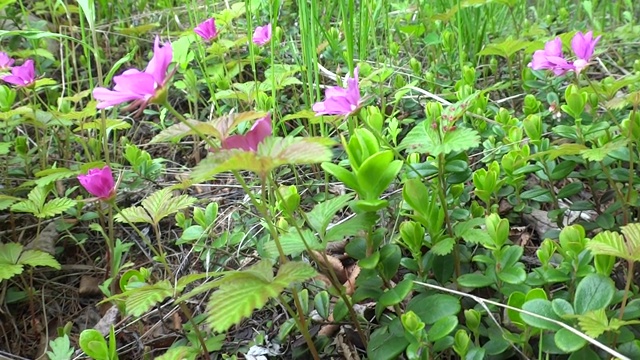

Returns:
154,346,200,360
587,230,627,259
427,315,458,342
521,299,562,331
378,278,413,307
206,260,315,333
478,37,530,58
125,281,173,317
150,119,222,144
573,273,614,315
115,188,196,225
575,309,609,338
325,212,379,242
0,243,24,280
356,150,402,199
263,228,322,258
18,250,61,270
580,139,628,162
431,237,455,255
114,206,153,224
192,137,335,181
38,198,76,218
554,328,587,353
620,223,640,261
399,122,480,156
407,294,461,324
322,162,360,190
34,168,78,187
497,266,526,284
368,324,409,360
0,243,60,280
457,272,495,288
47,334,74,360
79,329,109,360
306,194,354,236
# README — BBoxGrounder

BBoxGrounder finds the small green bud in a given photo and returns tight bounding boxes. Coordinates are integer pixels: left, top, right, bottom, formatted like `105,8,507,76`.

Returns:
464,309,481,333
409,57,421,75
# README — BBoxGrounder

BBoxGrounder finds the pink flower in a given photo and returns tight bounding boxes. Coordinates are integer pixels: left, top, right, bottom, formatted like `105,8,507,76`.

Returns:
312,67,363,116
93,36,173,110
528,37,574,76
78,166,116,200
252,24,272,46
528,31,601,76
221,113,272,152
0,52,14,70
194,18,218,41
1,59,36,87
571,31,601,73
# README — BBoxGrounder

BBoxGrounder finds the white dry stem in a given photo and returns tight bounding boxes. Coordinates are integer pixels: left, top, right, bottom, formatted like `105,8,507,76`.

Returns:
413,280,630,360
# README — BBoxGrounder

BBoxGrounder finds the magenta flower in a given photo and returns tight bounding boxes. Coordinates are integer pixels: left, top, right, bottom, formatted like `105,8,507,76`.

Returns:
0,52,14,70
529,31,601,76
313,67,363,116
221,113,272,152
528,37,574,76
571,31,601,73
93,36,173,110
194,18,218,41
78,166,116,200
1,59,36,87
252,24,272,46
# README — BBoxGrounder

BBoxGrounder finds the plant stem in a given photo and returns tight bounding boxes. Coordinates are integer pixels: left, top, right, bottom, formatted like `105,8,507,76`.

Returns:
618,260,635,321
437,153,460,280
232,173,320,360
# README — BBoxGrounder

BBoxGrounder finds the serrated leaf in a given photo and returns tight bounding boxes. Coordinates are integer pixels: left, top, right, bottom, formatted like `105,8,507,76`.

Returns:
206,261,315,333
0,243,60,280
273,261,317,286
580,139,628,162
207,271,280,333
141,188,196,224
620,223,640,261
114,206,153,224
115,188,196,224
431,237,455,255
306,194,354,236
38,198,76,218
47,334,74,360
0,197,18,211
587,231,628,259
150,119,221,144
10,200,39,215
19,250,61,269
125,280,173,317
191,136,335,181
399,122,480,156
575,309,609,338
263,228,323,258
0,243,24,280
34,168,78,187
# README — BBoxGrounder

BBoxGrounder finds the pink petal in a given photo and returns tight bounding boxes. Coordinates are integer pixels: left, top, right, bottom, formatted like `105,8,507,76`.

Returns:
245,114,272,149
144,36,173,86
93,87,145,109
113,72,156,95
221,135,252,151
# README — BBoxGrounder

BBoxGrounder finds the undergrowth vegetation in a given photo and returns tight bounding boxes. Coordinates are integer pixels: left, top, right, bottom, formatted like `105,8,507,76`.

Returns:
1,0,640,359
